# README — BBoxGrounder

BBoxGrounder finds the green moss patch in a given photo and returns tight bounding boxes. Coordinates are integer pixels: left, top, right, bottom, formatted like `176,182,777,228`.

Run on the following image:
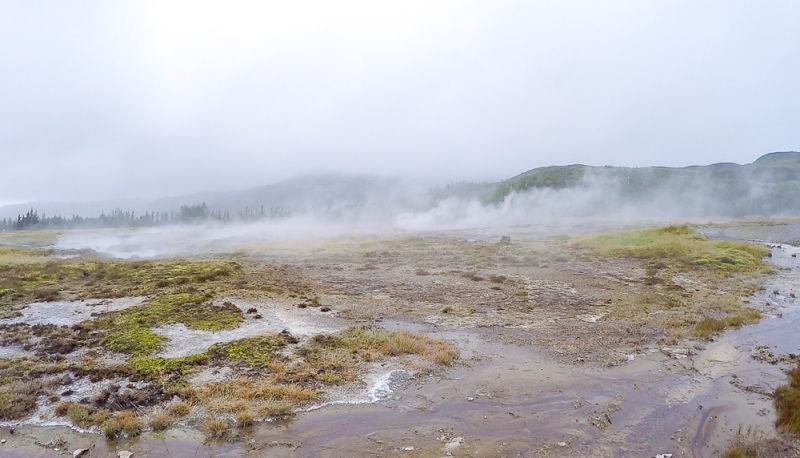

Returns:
128,354,209,378
0,253,242,321
105,328,166,355
208,334,287,368
579,225,769,272
81,292,243,355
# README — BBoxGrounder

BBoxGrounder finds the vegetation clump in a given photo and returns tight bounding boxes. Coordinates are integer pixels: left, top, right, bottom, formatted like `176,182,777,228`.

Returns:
208,334,287,368
579,225,769,272
334,327,459,365
81,292,243,356
300,327,459,367
166,401,192,417
202,417,230,440
101,410,143,438
0,379,44,420
128,353,209,381
0,251,242,324
690,310,762,339
775,362,800,434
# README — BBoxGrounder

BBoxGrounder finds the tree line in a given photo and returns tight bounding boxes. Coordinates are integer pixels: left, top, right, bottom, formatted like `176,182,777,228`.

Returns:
0,203,295,231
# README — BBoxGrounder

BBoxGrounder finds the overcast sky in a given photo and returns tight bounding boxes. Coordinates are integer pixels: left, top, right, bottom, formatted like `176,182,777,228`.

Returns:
1,1,799,205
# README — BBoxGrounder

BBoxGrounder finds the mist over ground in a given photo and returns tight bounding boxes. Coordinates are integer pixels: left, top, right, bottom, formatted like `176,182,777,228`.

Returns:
3,2,799,257
40,151,800,258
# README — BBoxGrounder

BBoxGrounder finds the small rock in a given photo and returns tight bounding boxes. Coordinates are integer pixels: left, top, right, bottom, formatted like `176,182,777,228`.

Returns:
467,397,474,402
73,449,89,458
401,446,414,451
118,452,133,458
444,437,464,455
499,236,511,244
1,439,5,444
557,441,567,447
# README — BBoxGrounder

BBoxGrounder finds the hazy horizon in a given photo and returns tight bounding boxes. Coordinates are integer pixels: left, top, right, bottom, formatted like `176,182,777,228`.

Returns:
2,1,800,205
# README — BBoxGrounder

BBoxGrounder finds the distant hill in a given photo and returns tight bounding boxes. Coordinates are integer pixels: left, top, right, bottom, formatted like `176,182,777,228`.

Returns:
0,175,415,221
479,151,800,216
3,152,800,222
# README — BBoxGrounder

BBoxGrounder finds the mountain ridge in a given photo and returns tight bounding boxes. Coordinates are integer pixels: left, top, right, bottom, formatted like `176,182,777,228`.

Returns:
2,152,800,220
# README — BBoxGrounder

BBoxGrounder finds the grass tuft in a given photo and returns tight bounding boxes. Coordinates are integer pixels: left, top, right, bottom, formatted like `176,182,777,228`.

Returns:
775,362,800,434
208,334,286,368
101,410,143,438
202,417,230,439
148,410,172,431
166,401,192,417
0,380,43,420
690,310,761,339
235,409,255,427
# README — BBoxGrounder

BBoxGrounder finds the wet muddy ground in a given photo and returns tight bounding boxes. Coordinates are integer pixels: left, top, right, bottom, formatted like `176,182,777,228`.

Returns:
2,219,800,457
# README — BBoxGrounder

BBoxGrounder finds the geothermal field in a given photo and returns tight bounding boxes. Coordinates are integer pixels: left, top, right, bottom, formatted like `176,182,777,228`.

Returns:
4,2,800,457
1,218,800,457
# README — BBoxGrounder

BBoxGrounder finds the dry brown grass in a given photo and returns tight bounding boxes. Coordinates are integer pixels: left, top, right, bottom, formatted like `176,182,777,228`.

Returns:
202,417,229,439
775,363,800,434
691,309,762,339
235,409,255,427
199,376,317,412
0,380,43,420
256,401,293,417
148,410,172,431
721,425,765,458
195,376,317,423
332,327,458,365
101,410,143,438
166,401,192,417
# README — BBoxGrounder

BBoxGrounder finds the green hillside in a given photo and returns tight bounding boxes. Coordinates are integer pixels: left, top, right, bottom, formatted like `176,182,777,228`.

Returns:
476,151,800,216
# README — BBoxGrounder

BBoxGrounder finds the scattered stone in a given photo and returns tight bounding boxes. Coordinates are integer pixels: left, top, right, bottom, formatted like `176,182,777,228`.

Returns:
118,451,133,458
752,345,797,365
661,347,689,359
73,449,89,458
444,437,463,455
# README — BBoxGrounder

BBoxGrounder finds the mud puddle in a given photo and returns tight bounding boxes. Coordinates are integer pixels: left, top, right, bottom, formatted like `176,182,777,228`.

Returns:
0,327,766,457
